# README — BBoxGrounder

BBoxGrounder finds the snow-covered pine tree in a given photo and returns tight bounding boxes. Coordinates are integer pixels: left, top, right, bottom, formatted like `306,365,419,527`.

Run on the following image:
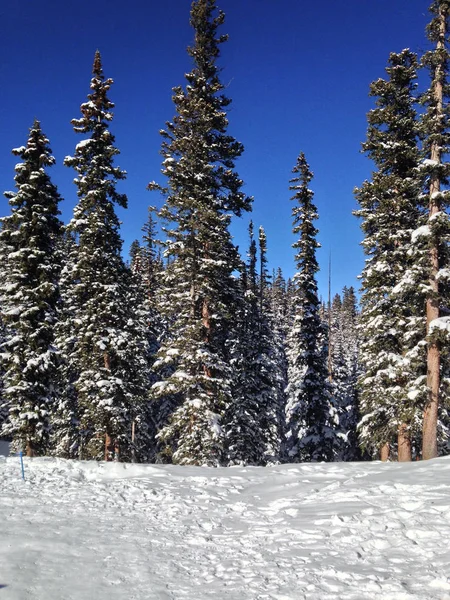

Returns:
0,121,62,456
225,224,279,464
0,316,6,432
129,240,142,272
420,0,450,459
329,293,347,457
258,226,283,461
141,209,163,364
340,286,362,459
149,0,251,466
270,267,289,460
130,210,163,462
51,231,80,458
0,229,8,433
61,51,149,461
226,223,267,465
329,289,362,461
355,49,424,461
285,153,335,462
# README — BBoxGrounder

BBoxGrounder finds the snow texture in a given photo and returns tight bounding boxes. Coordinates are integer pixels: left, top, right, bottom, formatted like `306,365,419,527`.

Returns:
429,316,450,334
2,454,450,599
411,225,430,244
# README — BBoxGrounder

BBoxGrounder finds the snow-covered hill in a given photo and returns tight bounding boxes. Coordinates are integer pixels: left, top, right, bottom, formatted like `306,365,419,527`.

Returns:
1,454,450,600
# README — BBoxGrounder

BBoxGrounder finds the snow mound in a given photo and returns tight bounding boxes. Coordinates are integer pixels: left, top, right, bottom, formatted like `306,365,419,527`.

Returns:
1,457,450,599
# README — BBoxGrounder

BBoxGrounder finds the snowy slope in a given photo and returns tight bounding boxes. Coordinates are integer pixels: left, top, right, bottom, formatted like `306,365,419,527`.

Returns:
1,456,450,600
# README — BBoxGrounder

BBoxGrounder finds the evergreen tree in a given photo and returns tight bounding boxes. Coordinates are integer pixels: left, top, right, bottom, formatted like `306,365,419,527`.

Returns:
60,51,149,461
285,153,335,462
51,231,80,458
340,286,362,459
270,267,290,460
225,224,279,465
420,0,450,459
149,0,251,465
355,50,424,460
130,210,163,462
129,239,142,272
329,293,346,457
329,288,361,461
0,229,8,433
226,223,267,465
0,318,6,432
257,226,282,461
0,121,62,456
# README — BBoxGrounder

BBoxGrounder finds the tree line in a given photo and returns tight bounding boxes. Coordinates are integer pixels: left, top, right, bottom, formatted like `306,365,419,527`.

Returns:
0,0,449,465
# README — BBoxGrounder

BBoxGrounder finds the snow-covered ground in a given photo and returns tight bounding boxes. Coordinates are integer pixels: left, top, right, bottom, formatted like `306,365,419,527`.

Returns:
1,452,450,600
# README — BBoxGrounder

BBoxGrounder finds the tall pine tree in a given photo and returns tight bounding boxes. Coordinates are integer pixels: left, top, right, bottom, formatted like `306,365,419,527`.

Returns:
59,51,149,461
285,153,334,462
355,50,424,460
149,0,251,465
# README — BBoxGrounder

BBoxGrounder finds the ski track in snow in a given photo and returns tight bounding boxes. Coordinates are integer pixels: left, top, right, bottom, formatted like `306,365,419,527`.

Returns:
1,455,450,599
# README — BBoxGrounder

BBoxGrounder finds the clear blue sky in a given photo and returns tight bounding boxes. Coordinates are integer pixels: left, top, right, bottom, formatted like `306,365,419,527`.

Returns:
0,0,431,298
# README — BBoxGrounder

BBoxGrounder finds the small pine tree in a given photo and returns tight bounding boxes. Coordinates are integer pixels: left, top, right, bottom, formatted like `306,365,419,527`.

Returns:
270,267,290,460
129,210,163,462
226,223,267,465
257,226,283,461
225,224,279,464
129,240,142,272
0,121,62,456
329,289,361,461
285,153,335,462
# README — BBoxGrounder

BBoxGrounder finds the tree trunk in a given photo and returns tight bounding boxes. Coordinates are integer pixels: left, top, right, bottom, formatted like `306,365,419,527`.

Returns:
103,351,117,461
26,441,34,457
423,5,446,461
131,420,136,463
104,433,113,461
398,423,412,462
380,442,390,462
423,341,440,459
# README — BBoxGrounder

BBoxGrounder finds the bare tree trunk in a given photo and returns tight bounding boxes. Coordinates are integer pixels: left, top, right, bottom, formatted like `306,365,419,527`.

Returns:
131,420,136,463
380,442,390,462
104,433,113,461
103,351,116,461
423,340,440,459
398,423,412,462
26,441,34,457
423,5,446,461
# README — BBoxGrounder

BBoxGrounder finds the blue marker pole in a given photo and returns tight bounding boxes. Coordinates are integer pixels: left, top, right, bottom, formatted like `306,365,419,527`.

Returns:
19,451,25,481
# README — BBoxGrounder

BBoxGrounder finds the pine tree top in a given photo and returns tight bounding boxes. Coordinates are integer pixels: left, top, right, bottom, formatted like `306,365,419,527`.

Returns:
290,153,320,278
4,120,62,217
188,0,228,83
150,0,251,219
65,51,127,211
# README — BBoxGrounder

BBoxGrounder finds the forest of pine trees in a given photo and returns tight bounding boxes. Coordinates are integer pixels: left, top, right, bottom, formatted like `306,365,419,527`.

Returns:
0,0,449,465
